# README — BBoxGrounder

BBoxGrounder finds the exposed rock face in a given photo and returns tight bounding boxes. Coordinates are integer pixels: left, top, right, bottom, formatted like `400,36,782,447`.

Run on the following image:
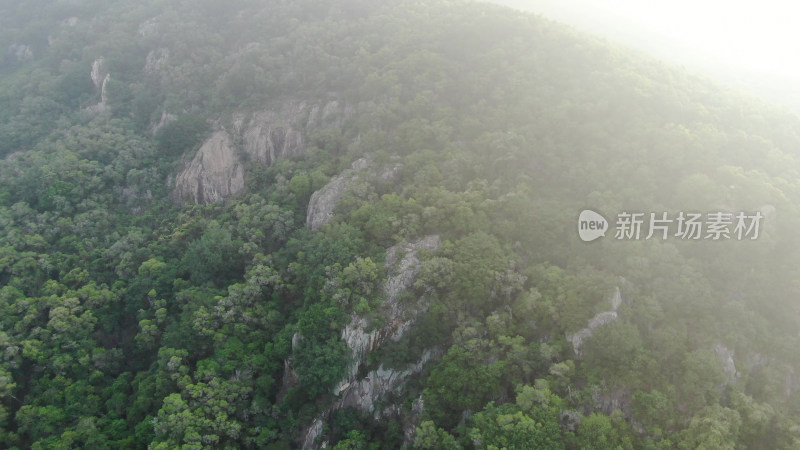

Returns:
301,418,324,450
785,366,800,397
233,106,307,165
302,349,440,450
174,101,352,204
306,157,402,230
8,44,34,62
747,353,768,371
561,410,582,432
305,158,367,230
593,385,632,416
306,100,355,130
568,286,624,357
609,285,623,310
337,235,440,389
151,111,176,135
98,75,110,109
405,396,427,442
339,348,439,412
714,344,740,383
174,131,243,204
144,48,169,75
299,235,441,449
138,18,158,37
87,58,110,113
90,58,107,91
276,359,300,402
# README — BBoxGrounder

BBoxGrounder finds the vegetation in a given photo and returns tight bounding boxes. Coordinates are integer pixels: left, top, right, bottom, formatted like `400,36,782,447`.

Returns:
1,0,800,448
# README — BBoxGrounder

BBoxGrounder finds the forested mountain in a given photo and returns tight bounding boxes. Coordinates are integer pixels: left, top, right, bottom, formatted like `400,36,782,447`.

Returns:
2,0,800,448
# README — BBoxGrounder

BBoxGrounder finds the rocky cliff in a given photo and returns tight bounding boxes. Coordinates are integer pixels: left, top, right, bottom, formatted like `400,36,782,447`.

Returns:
173,131,244,204
173,100,352,204
306,158,369,230
87,57,110,114
337,234,441,390
306,158,399,230
299,235,442,449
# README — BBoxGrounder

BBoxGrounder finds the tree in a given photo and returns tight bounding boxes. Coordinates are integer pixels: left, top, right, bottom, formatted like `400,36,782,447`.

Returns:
182,221,243,287
154,113,208,157
679,405,741,450
424,343,504,429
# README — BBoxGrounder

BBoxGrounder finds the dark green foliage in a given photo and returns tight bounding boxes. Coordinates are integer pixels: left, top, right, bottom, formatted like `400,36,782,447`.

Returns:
181,221,244,287
154,113,209,157
0,0,799,448
424,344,505,429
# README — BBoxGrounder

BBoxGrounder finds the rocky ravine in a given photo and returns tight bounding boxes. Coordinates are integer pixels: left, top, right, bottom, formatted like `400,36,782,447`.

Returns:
173,100,353,204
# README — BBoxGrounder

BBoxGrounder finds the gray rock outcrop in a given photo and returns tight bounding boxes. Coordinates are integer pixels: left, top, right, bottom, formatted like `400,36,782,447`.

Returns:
339,349,439,412
87,58,110,113
173,101,351,203
8,44,33,63
301,418,324,450
568,286,624,357
713,343,740,383
306,158,368,230
174,131,244,204
173,101,352,204
299,235,441,449
336,235,441,390
592,385,632,416
151,111,176,135
144,48,169,75
233,106,307,165
305,158,400,230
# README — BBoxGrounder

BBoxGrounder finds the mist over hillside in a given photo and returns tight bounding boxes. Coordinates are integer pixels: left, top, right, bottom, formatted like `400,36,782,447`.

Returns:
485,0,800,115
1,0,800,448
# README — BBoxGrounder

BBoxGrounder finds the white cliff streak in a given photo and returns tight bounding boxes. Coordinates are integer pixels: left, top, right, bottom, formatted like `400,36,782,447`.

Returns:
568,286,623,357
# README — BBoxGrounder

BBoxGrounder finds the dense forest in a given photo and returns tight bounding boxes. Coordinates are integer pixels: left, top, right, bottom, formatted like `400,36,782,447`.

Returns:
2,0,800,448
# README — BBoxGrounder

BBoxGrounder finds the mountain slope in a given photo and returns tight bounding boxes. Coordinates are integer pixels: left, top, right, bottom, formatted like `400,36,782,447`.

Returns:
1,0,800,448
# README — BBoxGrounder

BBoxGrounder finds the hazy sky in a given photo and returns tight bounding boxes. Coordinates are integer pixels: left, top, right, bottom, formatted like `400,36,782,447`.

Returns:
486,0,800,112
594,1,799,77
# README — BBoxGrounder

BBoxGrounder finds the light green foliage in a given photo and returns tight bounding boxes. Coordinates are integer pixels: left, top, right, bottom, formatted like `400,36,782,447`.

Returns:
324,256,383,313
414,420,460,449
151,375,252,448
466,382,566,450
679,405,741,450
576,412,636,450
